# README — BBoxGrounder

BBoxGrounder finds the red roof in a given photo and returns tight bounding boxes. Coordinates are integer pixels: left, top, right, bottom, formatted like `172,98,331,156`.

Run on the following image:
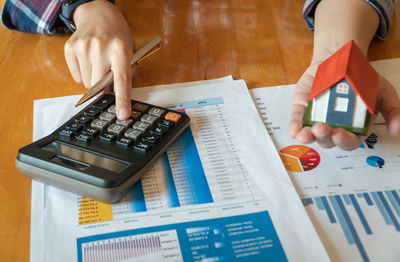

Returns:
308,40,379,114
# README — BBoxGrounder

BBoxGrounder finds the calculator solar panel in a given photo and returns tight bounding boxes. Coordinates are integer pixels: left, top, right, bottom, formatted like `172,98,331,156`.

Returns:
16,94,190,203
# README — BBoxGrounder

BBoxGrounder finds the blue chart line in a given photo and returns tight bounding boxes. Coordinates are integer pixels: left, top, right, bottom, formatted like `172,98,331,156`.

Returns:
128,181,147,212
171,127,213,205
161,153,180,208
127,127,213,212
302,189,400,262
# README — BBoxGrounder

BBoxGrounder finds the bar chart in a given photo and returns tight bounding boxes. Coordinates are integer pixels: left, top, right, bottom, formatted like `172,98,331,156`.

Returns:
79,230,182,262
77,211,288,262
302,189,400,262
126,127,214,213
80,96,259,224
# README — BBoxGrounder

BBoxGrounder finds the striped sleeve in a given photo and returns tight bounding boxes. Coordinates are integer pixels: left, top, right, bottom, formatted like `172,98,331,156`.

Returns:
303,0,395,39
1,0,64,34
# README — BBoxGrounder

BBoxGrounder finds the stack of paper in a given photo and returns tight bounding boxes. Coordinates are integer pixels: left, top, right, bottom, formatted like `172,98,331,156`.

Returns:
31,76,328,261
30,58,400,262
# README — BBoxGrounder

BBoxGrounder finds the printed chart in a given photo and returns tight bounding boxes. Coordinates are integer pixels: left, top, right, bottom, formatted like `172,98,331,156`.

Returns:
79,96,260,225
32,80,330,262
279,145,320,172
252,84,400,262
302,189,400,262
79,230,181,262
127,127,213,213
365,156,385,168
77,211,288,262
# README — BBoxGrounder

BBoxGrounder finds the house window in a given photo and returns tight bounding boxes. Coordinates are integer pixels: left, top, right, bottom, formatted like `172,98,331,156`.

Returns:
336,83,349,94
334,97,348,112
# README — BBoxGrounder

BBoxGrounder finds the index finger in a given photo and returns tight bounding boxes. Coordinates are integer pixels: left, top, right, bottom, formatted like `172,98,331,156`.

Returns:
111,45,133,120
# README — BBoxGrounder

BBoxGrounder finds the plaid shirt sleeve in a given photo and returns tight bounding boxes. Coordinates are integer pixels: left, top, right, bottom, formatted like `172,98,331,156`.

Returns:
303,0,395,39
1,0,66,34
1,0,115,34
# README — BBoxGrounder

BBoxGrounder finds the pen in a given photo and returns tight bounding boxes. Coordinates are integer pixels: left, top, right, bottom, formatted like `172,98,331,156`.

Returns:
75,35,162,107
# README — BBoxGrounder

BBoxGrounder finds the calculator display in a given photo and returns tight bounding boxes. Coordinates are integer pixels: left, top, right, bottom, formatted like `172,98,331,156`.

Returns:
42,141,128,172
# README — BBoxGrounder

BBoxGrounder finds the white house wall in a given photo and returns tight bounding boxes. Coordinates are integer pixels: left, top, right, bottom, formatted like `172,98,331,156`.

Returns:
352,95,367,128
311,89,330,122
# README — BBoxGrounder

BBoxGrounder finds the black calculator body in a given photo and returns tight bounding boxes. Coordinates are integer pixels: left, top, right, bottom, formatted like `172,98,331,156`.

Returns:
16,94,190,203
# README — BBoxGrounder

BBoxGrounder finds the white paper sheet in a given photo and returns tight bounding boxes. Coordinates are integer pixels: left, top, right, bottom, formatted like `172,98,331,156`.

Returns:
251,58,400,262
30,77,328,261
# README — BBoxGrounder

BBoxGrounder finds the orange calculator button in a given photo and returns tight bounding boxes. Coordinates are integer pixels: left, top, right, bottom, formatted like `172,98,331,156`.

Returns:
165,112,182,122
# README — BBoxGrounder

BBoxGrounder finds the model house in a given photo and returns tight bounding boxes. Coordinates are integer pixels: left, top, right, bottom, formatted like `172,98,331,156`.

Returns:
303,40,379,135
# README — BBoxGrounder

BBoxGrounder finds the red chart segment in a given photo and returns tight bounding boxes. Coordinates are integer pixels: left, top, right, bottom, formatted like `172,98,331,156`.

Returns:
300,148,320,171
279,145,320,172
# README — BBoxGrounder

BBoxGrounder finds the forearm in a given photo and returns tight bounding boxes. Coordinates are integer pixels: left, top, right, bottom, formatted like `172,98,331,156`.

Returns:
312,0,379,63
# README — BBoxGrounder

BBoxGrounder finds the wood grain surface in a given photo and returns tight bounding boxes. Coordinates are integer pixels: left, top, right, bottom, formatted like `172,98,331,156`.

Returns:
0,1,399,261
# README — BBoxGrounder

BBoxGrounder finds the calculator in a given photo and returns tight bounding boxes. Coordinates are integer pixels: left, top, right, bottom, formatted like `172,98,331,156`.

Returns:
16,94,190,203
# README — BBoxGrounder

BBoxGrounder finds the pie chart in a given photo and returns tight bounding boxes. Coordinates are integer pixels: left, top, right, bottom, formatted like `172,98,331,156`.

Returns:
366,156,385,168
279,145,320,172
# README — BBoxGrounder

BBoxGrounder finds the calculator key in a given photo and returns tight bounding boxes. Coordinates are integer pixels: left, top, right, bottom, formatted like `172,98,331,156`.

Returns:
66,122,83,132
116,119,134,127
92,95,114,110
117,137,134,147
107,124,125,135
141,114,158,125
133,121,150,132
91,119,109,131
132,103,149,112
100,132,116,142
134,141,152,153
150,126,167,137
82,127,99,136
107,105,116,113
84,108,101,118
124,128,142,140
76,134,91,143
59,129,74,138
130,111,142,121
142,134,160,144
75,115,92,125
164,112,182,122
158,119,174,129
100,112,117,122
148,108,165,117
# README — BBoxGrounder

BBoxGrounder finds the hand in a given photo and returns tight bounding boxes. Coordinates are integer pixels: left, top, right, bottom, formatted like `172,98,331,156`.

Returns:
289,62,400,151
64,0,134,120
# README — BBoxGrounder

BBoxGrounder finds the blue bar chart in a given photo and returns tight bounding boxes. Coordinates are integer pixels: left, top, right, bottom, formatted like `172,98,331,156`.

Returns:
302,189,400,262
127,127,213,213
77,211,288,262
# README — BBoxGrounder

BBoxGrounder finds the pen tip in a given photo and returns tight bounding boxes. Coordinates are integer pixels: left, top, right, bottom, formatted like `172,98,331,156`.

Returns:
75,97,86,107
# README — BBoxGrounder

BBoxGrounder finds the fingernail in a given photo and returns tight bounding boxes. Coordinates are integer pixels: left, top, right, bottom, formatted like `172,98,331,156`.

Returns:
118,108,129,119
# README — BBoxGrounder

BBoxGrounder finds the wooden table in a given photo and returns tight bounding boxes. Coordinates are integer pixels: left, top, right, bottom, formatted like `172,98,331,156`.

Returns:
0,1,399,261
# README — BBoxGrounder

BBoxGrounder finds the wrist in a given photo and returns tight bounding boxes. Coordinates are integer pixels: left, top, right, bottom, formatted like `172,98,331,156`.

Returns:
60,0,114,32
73,0,110,26
310,0,379,63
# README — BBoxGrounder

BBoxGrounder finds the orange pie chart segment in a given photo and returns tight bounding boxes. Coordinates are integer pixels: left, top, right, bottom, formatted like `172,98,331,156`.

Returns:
279,145,320,172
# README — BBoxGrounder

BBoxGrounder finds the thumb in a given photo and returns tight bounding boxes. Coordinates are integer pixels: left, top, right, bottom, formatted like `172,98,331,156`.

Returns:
376,77,400,136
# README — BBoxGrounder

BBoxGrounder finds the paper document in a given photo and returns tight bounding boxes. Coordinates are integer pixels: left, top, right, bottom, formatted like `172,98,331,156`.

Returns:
251,58,400,262
30,77,328,261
